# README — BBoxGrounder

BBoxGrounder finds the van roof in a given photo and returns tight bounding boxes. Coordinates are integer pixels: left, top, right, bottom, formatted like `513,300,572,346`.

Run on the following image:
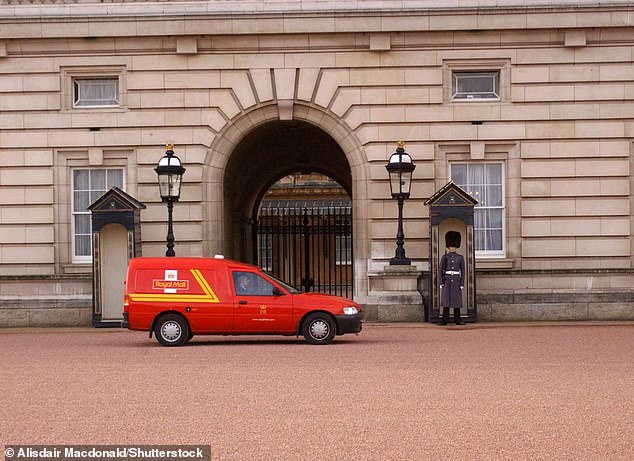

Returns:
128,256,262,272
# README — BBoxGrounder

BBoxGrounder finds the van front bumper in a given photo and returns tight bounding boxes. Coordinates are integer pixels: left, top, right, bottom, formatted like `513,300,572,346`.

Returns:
334,313,363,335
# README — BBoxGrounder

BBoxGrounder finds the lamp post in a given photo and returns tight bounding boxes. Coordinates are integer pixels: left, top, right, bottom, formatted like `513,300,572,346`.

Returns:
385,141,416,265
155,144,186,257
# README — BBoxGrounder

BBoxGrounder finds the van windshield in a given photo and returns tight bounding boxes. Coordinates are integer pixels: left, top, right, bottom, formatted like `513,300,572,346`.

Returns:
263,272,300,294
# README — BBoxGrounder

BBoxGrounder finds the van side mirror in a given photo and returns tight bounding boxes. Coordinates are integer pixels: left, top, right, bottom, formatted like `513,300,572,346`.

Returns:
272,287,284,297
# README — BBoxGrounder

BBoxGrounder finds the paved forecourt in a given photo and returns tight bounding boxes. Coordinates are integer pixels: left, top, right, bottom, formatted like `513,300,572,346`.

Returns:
1,323,633,460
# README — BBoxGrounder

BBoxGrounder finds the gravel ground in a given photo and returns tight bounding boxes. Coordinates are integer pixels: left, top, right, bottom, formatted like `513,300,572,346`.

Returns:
1,323,633,460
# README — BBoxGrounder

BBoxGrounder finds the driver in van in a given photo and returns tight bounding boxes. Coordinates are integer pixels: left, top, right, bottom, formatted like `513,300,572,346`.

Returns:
236,273,253,295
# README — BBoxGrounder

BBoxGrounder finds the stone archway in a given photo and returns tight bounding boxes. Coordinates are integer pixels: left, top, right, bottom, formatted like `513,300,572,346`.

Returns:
225,120,351,264
203,103,369,302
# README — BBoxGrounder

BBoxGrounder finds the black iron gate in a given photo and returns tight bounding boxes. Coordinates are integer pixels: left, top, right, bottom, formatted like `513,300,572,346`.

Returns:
256,206,352,297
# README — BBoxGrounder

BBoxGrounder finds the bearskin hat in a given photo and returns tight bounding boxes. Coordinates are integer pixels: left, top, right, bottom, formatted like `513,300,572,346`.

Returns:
445,231,461,248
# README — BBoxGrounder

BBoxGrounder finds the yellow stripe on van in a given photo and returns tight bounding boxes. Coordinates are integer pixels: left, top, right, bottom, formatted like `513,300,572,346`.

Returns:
129,269,220,304
191,268,219,302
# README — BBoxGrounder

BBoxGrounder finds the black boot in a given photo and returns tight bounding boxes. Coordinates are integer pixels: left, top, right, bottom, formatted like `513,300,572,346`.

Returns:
439,308,449,325
454,308,466,325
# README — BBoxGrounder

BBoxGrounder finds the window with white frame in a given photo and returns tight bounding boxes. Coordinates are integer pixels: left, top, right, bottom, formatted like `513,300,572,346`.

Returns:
452,71,500,100
451,163,505,256
73,78,119,107
72,168,124,261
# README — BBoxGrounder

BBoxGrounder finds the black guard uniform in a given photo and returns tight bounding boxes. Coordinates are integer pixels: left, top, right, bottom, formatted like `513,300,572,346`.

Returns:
439,231,466,325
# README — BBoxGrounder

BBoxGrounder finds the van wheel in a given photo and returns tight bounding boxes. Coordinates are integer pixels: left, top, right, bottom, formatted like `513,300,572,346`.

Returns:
154,314,189,347
302,313,336,345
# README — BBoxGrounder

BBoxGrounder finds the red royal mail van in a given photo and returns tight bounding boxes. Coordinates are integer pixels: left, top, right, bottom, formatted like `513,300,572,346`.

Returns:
123,256,362,346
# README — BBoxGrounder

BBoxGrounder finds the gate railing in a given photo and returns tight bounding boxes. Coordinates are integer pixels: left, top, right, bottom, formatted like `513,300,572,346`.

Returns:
256,206,352,298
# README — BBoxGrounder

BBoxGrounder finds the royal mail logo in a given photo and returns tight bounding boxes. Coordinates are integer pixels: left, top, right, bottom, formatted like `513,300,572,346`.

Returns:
153,269,189,293
153,279,189,290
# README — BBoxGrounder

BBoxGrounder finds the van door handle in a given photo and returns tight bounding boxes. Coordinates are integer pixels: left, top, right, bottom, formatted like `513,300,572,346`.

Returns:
238,300,247,305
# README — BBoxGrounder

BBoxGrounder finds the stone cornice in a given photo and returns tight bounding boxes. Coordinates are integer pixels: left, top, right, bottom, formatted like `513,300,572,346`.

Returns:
1,0,633,10
0,2,633,41
2,1,633,15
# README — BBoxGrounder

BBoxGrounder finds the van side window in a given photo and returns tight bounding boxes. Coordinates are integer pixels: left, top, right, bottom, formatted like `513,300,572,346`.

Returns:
233,271,276,296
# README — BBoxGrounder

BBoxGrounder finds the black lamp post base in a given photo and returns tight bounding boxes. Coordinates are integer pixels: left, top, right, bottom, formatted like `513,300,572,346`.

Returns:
389,257,411,265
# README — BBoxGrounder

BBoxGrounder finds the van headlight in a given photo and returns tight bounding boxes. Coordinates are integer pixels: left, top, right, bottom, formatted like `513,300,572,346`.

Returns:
343,306,359,315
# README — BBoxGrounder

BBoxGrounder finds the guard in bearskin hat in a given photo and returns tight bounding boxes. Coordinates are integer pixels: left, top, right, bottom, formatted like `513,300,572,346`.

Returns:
438,231,466,325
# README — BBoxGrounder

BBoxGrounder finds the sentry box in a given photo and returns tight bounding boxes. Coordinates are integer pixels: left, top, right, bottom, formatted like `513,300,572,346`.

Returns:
123,256,362,346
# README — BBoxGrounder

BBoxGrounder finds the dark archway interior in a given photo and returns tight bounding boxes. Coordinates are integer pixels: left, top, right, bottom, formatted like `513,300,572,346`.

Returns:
223,120,352,262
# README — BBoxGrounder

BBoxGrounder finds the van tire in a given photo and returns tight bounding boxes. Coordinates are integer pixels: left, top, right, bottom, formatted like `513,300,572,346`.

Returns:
302,313,336,345
154,314,189,347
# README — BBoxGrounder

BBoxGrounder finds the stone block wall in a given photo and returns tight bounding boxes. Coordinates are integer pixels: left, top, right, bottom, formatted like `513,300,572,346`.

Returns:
0,1,632,323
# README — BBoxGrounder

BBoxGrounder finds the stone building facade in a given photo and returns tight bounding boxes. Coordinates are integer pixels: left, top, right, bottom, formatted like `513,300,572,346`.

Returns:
0,0,632,326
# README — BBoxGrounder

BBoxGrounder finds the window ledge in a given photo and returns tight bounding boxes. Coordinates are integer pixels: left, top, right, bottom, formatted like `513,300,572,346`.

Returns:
452,98,501,103
63,264,92,275
475,258,514,270
62,107,127,113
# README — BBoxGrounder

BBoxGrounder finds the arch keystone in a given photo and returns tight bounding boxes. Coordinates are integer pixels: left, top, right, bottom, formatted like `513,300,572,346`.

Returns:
278,100,294,120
